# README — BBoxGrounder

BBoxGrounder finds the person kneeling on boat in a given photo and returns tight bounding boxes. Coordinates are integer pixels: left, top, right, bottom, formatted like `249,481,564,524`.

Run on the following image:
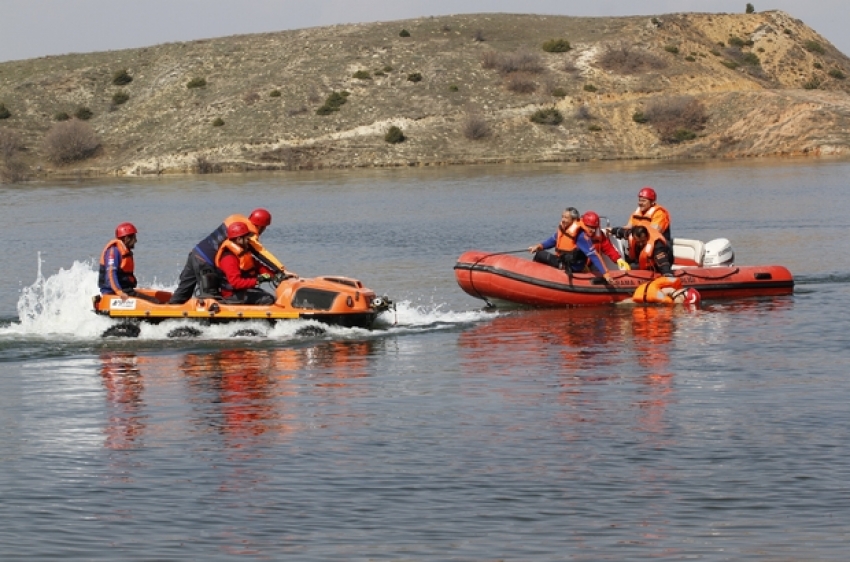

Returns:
98,222,161,303
215,222,276,305
631,276,701,308
168,208,288,304
611,225,674,276
582,211,630,271
528,207,614,281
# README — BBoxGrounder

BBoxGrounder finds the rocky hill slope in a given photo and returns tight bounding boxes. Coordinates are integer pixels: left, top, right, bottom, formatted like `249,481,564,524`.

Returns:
1,10,849,180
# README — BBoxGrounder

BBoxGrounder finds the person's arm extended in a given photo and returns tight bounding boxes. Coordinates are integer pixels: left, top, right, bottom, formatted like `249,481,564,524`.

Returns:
248,237,285,272
577,232,607,273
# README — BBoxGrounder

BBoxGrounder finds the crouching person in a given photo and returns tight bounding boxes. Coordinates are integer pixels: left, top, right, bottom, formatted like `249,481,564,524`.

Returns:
215,222,275,305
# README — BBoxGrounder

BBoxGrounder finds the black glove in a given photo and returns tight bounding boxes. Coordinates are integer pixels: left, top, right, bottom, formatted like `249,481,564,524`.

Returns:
256,273,273,286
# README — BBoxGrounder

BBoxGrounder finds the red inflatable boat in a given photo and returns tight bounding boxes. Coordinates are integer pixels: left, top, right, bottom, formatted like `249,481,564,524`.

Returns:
454,238,793,308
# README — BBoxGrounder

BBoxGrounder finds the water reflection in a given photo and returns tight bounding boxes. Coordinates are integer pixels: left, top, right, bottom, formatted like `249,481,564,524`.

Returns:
99,352,147,450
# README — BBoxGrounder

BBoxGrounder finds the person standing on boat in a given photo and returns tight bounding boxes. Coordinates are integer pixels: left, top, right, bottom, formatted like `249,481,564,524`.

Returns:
528,207,612,279
618,186,673,251
617,225,674,276
215,222,276,305
168,208,287,304
99,222,160,303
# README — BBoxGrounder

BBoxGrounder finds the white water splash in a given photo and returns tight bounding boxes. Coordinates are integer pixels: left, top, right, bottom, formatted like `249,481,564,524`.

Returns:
3,258,495,341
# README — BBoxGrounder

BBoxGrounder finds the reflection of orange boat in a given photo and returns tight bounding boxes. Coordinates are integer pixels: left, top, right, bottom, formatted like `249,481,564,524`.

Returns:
454,246,793,307
93,274,393,334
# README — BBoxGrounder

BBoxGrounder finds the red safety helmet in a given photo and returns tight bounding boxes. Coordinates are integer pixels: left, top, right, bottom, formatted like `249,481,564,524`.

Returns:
684,288,701,308
638,187,657,201
582,211,600,228
227,221,251,239
115,222,137,239
249,208,272,227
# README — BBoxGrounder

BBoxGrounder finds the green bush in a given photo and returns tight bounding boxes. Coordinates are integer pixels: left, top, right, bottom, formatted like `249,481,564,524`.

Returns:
551,87,567,98
0,103,10,120
187,77,207,89
741,52,761,66
813,62,823,69
407,72,423,83
449,84,459,92
353,70,372,80
632,111,648,124
829,69,846,80
542,39,571,53
529,108,563,125
728,36,747,48
803,77,822,90
664,45,679,54
746,3,755,14
112,90,130,105
212,117,224,127
54,111,70,122
721,60,740,69
583,84,597,92
270,89,281,97
384,126,405,143
74,106,93,120
685,55,696,62
804,41,825,54
316,91,349,115
588,124,602,132
112,69,133,86
383,65,394,72
399,29,410,37
672,129,697,142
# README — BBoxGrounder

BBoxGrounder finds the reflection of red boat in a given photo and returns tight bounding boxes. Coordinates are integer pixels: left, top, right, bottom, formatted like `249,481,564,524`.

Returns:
454,238,794,307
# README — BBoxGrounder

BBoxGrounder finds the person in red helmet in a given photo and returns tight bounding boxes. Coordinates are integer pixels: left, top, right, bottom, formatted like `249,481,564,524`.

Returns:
214,222,275,305
528,207,613,280
98,223,159,303
581,211,630,271
168,208,288,304
611,187,673,252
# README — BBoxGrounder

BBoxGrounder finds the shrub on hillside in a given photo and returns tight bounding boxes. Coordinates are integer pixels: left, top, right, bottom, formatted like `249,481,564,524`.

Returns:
74,106,93,120
407,72,423,83
551,87,567,98
664,45,679,55
353,70,372,80
187,77,207,89
212,117,225,127
316,91,349,115
481,50,544,75
112,91,130,105
462,113,492,140
473,29,486,42
243,91,260,105
505,72,536,94
112,69,133,86
542,39,571,53
530,108,563,125
746,3,755,14
804,41,825,54
0,103,10,120
829,69,846,80
270,89,282,97
0,130,28,183
597,44,666,74
43,119,101,164
384,126,405,144
399,29,410,37
54,111,70,121
575,105,592,120
644,96,707,143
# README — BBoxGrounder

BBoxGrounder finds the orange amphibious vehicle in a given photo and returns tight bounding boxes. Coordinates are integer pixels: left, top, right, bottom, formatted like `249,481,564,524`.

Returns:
93,274,393,334
454,237,793,308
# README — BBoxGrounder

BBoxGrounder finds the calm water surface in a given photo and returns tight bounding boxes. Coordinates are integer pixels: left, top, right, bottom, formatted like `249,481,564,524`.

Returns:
1,159,849,560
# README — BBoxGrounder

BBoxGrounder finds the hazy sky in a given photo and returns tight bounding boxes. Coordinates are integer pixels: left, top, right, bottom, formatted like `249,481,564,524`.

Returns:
1,0,847,63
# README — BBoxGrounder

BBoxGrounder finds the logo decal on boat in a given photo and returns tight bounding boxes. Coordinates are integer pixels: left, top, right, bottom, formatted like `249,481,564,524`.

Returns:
110,298,137,310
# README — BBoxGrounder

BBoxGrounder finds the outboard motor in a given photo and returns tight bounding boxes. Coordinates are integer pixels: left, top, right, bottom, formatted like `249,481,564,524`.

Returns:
703,238,735,267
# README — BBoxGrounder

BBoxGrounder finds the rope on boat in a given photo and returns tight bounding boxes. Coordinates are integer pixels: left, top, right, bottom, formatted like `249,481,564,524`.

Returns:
467,249,528,308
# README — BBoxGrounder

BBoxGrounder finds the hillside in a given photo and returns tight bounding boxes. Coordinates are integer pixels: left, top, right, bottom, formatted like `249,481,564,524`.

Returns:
1,10,850,180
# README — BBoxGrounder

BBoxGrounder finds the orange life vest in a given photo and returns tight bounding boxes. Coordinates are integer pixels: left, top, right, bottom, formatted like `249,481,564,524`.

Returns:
555,221,584,255
98,238,136,293
627,203,671,242
629,227,668,271
632,276,683,304
215,240,256,273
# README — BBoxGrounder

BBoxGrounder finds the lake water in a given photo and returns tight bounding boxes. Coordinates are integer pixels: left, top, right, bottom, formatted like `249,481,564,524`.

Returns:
2,159,849,560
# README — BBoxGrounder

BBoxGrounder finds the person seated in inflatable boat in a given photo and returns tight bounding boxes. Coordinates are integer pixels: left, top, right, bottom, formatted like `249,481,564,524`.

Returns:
168,208,288,304
528,207,613,281
214,222,276,305
581,211,630,271
98,222,162,304
611,225,674,276
629,276,701,308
